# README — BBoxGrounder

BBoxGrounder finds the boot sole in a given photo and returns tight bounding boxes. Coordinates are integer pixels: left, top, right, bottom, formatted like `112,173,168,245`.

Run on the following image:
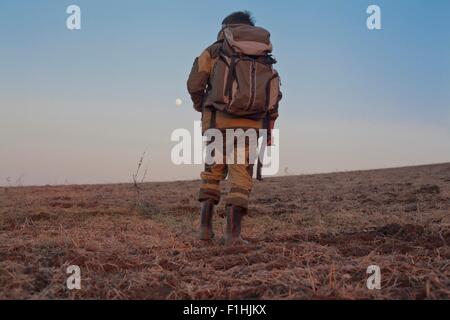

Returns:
223,236,249,246
199,230,215,241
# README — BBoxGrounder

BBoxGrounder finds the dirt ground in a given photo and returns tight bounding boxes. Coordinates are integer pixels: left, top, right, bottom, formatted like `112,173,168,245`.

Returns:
1,163,449,300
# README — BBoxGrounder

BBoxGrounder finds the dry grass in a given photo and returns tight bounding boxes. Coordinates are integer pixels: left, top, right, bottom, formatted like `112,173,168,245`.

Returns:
1,163,449,299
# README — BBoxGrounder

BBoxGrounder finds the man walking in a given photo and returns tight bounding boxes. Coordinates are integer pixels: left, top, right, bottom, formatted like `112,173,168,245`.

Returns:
187,11,282,245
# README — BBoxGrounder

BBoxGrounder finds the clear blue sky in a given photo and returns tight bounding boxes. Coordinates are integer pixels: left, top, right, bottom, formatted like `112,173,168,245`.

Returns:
1,1,449,185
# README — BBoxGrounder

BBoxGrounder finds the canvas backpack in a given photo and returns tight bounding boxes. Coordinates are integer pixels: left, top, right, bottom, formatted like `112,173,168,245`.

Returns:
206,24,281,120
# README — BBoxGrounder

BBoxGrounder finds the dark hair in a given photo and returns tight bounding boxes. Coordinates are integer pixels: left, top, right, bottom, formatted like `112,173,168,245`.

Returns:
222,11,255,26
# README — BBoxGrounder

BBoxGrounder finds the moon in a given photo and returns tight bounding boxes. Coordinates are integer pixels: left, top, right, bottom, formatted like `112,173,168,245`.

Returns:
175,98,183,107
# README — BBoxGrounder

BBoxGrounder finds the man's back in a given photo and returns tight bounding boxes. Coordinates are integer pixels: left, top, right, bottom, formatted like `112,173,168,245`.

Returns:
187,20,281,133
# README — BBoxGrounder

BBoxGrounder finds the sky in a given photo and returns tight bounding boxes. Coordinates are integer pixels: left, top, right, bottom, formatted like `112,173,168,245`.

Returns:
0,0,449,186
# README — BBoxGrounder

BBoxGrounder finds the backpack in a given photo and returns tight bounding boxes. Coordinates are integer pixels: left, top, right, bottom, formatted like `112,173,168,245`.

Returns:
206,25,281,120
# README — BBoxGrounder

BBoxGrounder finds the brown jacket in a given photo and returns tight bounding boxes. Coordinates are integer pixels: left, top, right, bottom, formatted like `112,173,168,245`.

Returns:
187,24,282,132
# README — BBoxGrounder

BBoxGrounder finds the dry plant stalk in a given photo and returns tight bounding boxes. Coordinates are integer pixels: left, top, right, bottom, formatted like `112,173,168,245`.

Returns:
132,152,148,197
131,151,158,215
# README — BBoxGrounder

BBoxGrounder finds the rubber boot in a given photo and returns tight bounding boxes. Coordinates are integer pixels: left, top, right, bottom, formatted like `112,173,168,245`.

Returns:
224,205,249,246
199,201,215,240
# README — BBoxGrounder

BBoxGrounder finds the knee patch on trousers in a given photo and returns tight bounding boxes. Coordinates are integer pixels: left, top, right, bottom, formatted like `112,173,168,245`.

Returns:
198,180,221,205
226,187,251,209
